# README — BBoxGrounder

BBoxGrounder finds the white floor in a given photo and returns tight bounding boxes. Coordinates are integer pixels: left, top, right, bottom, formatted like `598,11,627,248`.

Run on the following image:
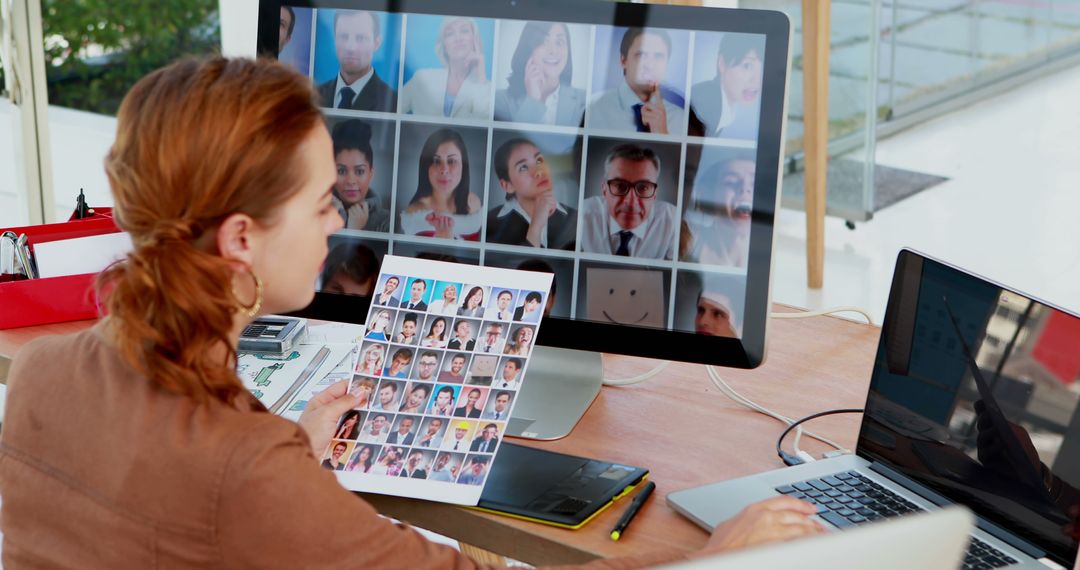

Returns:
771,62,1080,325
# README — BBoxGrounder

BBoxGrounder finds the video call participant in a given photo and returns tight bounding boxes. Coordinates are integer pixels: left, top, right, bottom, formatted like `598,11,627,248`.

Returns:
321,441,348,471
442,421,472,451
438,353,468,384
4,56,821,568
399,450,429,479
687,34,765,138
503,326,534,356
695,289,740,338
320,241,380,296
427,453,456,482
580,144,677,260
383,349,413,379
494,358,523,390
398,384,430,414
454,388,484,419
447,320,475,351
375,275,401,306
399,279,429,311
494,22,585,126
395,313,420,345
487,138,577,249
400,17,490,118
470,423,500,453
279,6,295,55
317,10,396,111
481,391,513,421
330,120,390,232
385,416,416,445
457,456,490,485
681,156,754,267
427,386,457,417
358,413,390,443
399,129,483,240
588,28,683,134
416,418,445,448
513,291,543,323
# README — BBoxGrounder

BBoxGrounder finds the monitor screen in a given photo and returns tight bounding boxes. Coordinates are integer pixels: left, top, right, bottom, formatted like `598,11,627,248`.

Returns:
259,0,791,368
859,250,1080,566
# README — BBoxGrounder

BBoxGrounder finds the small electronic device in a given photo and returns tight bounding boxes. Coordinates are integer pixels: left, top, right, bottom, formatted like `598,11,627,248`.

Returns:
239,316,307,354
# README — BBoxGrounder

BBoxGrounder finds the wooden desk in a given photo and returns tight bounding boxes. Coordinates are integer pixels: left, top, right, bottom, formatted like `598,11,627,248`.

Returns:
0,310,878,565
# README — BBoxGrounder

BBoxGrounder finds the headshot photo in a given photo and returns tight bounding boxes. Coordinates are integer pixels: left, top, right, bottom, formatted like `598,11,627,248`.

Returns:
503,324,535,356
277,6,312,76
446,318,480,351
371,445,405,476
357,411,392,444
453,386,489,418
587,26,690,134
456,285,489,318
333,409,364,441
680,147,755,267
484,288,517,321
326,117,395,232
356,341,388,377
410,349,443,383
484,254,571,318
419,315,451,349
373,273,404,307
492,356,525,390
313,9,401,111
319,236,386,297
457,454,491,485
674,271,746,338
428,281,462,316
345,443,380,473
580,140,682,260
371,379,406,411
396,123,488,241
364,308,396,341
399,276,433,311
481,390,513,421
381,348,414,379
321,440,353,471
470,422,501,453
398,382,432,415
429,451,464,482
475,321,507,354
486,131,581,250
494,20,590,127
399,448,435,479
400,15,494,119
687,32,766,140
578,264,670,330
513,291,545,323
466,354,498,386
349,376,378,409
438,352,471,384
385,414,422,445
392,311,421,345
415,417,448,448
427,384,460,417
441,420,476,452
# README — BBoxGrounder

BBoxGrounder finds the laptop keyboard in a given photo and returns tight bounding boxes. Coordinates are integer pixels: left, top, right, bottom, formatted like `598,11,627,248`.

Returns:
776,470,1019,569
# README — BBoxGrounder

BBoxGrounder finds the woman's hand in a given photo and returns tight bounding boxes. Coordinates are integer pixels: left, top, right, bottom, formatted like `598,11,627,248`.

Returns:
467,35,488,82
702,496,823,554
524,54,545,101
525,191,557,247
297,380,362,457
426,212,455,239
345,200,369,230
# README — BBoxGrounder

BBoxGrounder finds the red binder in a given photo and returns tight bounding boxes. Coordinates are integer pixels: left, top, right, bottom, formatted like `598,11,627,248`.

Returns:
0,209,120,329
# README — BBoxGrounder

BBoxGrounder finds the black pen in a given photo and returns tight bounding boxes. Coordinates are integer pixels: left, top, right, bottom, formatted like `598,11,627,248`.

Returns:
610,481,655,541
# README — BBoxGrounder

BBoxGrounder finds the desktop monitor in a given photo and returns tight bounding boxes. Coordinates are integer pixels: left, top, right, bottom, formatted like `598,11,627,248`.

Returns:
258,0,792,438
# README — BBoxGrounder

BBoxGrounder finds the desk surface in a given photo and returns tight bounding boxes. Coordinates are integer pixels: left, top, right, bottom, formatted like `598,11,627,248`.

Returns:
0,308,879,565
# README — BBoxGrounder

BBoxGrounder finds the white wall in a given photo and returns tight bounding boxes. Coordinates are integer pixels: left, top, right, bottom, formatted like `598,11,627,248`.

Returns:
220,0,259,58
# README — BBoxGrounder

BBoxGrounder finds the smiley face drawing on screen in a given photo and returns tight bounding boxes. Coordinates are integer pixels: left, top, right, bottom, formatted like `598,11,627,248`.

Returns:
584,267,665,328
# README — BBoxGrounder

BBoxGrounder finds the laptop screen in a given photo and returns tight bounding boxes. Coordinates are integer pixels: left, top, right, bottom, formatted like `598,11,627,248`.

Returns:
858,249,1080,566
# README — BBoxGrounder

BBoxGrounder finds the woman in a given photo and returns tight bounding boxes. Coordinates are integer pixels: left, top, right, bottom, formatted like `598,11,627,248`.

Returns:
333,409,362,440
330,119,390,231
398,128,483,240
0,57,818,567
428,282,460,315
365,309,393,340
356,343,386,376
420,316,449,348
400,17,490,119
346,444,377,473
494,22,585,127
456,286,485,317
351,377,377,409
320,241,380,296
680,156,755,267
504,325,535,356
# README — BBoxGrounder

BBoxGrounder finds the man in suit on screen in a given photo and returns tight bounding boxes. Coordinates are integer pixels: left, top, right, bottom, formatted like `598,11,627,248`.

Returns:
318,10,396,112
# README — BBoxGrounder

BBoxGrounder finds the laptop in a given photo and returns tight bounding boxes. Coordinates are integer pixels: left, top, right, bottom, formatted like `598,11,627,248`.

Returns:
668,249,1080,570
657,507,972,570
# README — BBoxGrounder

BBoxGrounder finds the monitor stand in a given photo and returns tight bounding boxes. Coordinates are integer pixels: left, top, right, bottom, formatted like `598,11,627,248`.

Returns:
504,346,603,440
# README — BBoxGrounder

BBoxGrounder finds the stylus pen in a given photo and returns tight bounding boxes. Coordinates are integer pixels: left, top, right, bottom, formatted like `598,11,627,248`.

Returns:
610,481,655,541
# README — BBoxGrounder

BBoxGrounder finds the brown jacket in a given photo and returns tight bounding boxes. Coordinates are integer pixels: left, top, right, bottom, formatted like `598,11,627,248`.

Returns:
0,324,688,569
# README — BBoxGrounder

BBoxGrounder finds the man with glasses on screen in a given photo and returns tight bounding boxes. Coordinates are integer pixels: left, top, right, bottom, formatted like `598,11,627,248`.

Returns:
580,144,677,259
317,10,396,112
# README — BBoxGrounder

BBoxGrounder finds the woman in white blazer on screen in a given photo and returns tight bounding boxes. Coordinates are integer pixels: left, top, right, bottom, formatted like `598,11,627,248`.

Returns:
400,17,491,119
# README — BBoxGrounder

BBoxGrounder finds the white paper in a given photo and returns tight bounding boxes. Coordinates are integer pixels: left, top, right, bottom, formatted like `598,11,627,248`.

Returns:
321,255,553,506
237,343,353,413
278,344,360,422
33,232,133,278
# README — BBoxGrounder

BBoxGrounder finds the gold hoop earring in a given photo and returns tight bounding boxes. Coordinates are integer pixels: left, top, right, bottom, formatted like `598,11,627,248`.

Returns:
233,267,263,318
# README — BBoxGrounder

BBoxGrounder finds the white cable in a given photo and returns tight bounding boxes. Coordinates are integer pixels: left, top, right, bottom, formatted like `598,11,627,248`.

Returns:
771,306,875,324
706,365,850,454
601,358,670,386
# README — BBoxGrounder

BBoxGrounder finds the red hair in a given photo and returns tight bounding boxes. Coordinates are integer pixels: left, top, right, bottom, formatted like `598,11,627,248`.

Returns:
98,57,322,406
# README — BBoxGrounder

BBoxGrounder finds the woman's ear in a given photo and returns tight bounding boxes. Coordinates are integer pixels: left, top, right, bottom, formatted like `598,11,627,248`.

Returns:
215,212,258,268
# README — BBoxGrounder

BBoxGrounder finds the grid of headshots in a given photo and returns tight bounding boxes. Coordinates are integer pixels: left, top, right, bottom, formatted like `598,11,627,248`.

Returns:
318,268,545,486
281,6,767,340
